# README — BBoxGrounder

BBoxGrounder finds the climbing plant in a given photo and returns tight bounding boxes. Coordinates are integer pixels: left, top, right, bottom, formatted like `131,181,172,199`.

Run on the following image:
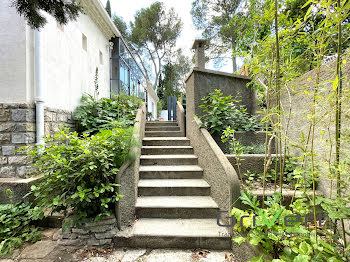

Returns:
228,0,350,260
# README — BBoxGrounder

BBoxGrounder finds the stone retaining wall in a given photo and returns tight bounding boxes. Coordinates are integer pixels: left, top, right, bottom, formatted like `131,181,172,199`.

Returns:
58,215,118,248
0,103,75,179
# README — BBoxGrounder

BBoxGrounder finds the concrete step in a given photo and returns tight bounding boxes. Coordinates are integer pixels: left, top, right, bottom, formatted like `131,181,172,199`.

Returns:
142,137,191,146
145,126,180,132
135,196,219,218
145,131,183,137
141,146,194,155
0,177,40,204
138,179,210,196
113,218,231,249
146,121,178,127
139,165,203,179
140,155,198,165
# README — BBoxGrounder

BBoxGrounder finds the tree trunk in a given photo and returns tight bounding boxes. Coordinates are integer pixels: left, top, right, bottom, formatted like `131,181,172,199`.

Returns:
232,55,237,73
335,0,346,248
232,39,237,73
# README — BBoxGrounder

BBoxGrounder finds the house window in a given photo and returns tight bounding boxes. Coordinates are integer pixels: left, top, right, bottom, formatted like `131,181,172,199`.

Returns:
57,22,64,31
99,51,103,64
82,34,87,51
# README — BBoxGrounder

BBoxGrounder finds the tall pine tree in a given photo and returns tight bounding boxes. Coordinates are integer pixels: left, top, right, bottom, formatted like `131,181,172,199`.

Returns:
105,0,111,17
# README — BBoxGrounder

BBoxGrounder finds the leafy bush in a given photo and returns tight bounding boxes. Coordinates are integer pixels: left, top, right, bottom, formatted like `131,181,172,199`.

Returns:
0,199,43,257
231,191,349,261
24,127,133,224
243,164,306,190
199,89,262,134
74,94,142,133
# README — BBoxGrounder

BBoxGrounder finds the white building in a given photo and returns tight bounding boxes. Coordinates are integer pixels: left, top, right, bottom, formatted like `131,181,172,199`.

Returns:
0,0,158,111
0,0,158,182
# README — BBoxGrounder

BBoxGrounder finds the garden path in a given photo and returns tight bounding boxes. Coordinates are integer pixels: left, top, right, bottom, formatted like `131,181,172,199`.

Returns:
0,228,237,262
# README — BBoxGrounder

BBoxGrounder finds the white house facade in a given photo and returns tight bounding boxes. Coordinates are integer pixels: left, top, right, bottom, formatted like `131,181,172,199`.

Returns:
0,0,158,185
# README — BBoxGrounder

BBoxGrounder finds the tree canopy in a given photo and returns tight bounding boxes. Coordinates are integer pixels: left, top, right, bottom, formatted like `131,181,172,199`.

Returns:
157,49,191,102
129,2,183,89
113,15,128,37
191,0,242,72
12,0,81,29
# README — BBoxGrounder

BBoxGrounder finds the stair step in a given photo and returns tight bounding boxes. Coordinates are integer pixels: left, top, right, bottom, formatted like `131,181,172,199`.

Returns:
145,131,183,137
140,155,198,165
139,165,203,179
145,126,180,131
135,196,219,218
138,179,210,196
146,121,178,127
0,177,40,204
142,137,190,146
141,146,194,155
113,218,231,249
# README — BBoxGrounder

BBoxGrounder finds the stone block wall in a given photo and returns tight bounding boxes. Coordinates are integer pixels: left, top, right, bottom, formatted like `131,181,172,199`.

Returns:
185,68,257,118
0,103,75,179
58,215,118,248
44,107,75,137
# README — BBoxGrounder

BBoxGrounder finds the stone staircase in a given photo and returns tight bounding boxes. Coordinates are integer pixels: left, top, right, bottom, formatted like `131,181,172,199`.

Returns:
115,121,231,249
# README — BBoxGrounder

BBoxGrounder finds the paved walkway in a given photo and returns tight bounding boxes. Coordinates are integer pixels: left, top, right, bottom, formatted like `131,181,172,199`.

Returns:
0,229,237,262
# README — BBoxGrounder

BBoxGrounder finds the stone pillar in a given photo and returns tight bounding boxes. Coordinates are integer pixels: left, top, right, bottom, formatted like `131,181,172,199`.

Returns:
192,39,206,69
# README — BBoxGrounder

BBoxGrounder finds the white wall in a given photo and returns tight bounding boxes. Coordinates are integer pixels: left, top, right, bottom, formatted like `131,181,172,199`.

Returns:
159,110,168,121
40,13,111,111
0,1,29,103
146,81,159,120
147,93,156,120
0,1,111,111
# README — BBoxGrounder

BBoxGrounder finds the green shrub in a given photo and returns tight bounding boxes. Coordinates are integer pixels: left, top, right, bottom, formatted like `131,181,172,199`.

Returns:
199,89,262,134
24,127,133,225
231,191,349,261
0,200,43,257
74,94,142,133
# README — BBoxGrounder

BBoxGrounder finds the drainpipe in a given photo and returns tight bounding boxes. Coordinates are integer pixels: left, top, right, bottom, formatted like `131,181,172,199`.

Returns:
35,29,45,147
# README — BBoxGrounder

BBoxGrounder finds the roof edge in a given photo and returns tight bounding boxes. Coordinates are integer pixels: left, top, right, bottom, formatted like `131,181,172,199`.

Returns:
80,0,121,39
185,67,252,83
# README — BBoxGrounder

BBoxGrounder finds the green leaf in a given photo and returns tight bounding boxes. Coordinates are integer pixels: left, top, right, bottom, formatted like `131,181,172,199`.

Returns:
248,235,261,245
304,6,312,21
333,76,339,90
233,235,246,245
301,0,313,9
249,255,265,262
299,242,312,255
293,255,309,262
